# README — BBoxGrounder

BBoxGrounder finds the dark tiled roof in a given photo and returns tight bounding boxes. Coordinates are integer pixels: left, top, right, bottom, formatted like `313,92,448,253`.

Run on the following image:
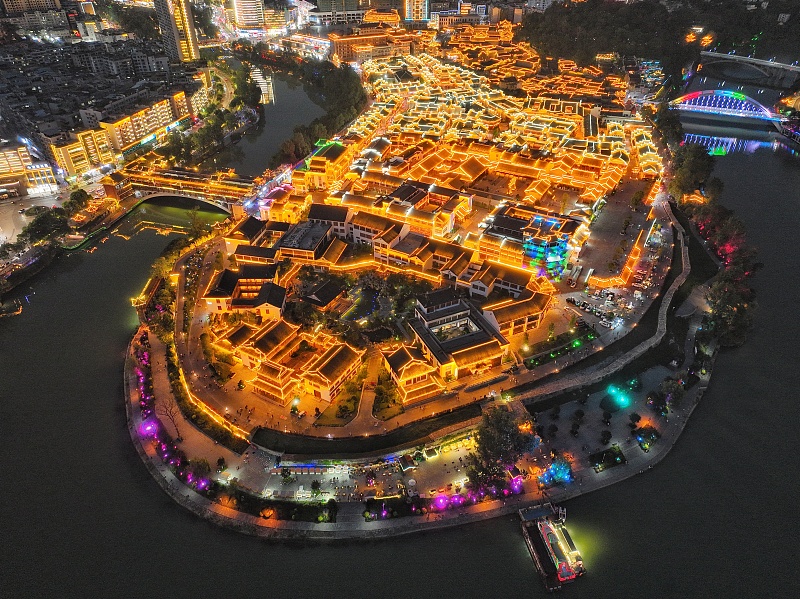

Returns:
233,245,277,260
206,269,238,298
313,344,359,382
238,264,277,280
302,280,344,308
232,216,267,242
418,287,460,310
308,203,350,223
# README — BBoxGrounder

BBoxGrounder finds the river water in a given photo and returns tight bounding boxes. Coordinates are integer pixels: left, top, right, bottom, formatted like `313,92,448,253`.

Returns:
3,130,800,597
199,76,326,177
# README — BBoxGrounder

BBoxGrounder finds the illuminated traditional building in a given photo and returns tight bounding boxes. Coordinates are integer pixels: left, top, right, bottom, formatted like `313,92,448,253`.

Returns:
329,27,414,63
304,344,364,401
153,0,200,63
204,264,286,320
382,345,445,405
408,288,508,380
363,8,401,27
291,141,356,191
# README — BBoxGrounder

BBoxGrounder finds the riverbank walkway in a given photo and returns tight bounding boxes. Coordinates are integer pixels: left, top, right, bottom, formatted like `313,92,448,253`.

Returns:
126,195,717,539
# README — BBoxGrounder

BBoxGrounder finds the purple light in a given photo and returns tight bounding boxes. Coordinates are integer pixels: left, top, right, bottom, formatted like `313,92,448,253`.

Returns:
139,420,157,438
434,495,448,510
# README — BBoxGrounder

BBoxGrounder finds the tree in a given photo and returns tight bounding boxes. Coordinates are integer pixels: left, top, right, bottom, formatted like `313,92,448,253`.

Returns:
660,377,685,407
629,412,642,426
188,458,211,479
311,479,321,496
547,423,559,439
151,256,172,280
156,394,182,441
600,430,612,445
213,251,225,271
573,409,585,422
186,205,208,240
216,456,227,472
63,189,91,215
467,407,532,489
281,467,293,484
547,321,555,340
631,190,646,209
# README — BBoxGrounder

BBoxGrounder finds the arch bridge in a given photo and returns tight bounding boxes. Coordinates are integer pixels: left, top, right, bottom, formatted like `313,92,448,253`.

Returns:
700,51,800,88
670,90,783,130
133,191,235,213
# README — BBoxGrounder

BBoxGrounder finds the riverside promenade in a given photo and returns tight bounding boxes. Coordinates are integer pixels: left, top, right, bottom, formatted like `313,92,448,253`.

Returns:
125,325,711,541
124,197,717,540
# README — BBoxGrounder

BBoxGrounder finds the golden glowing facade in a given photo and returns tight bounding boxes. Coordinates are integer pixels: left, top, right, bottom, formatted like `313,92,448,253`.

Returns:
154,0,200,63
100,92,190,153
51,129,114,177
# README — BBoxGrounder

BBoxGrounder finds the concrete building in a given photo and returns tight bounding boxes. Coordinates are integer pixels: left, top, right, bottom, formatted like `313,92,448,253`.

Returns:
232,0,265,31
50,128,114,177
404,0,428,21
1,0,60,13
0,142,56,195
153,0,199,63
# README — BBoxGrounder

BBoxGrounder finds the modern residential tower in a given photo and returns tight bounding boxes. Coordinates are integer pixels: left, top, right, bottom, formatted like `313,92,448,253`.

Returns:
153,0,200,63
404,0,428,21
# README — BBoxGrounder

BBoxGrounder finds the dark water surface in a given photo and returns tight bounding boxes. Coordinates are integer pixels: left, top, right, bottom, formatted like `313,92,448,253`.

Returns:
2,138,800,597
200,76,326,177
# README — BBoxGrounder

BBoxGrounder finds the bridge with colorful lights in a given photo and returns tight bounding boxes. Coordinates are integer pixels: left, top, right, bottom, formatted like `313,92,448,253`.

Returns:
670,90,783,130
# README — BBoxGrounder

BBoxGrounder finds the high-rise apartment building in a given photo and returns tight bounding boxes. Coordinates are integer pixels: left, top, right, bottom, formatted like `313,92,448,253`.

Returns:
404,0,428,21
232,0,265,30
153,0,199,63
1,0,60,14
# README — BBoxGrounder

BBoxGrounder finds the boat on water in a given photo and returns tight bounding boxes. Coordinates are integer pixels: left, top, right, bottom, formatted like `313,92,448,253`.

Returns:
520,504,585,592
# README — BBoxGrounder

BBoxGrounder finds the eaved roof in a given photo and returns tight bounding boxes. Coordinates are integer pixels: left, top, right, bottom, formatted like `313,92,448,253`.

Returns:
385,345,428,378
483,292,552,324
222,323,258,348
230,216,267,242
417,287,460,311
451,339,505,368
205,269,238,298
308,203,350,223
302,279,345,308
251,319,299,356
309,344,360,383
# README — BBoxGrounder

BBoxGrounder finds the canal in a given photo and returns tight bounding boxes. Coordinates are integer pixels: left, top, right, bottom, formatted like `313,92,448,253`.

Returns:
199,75,326,177
2,145,800,596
